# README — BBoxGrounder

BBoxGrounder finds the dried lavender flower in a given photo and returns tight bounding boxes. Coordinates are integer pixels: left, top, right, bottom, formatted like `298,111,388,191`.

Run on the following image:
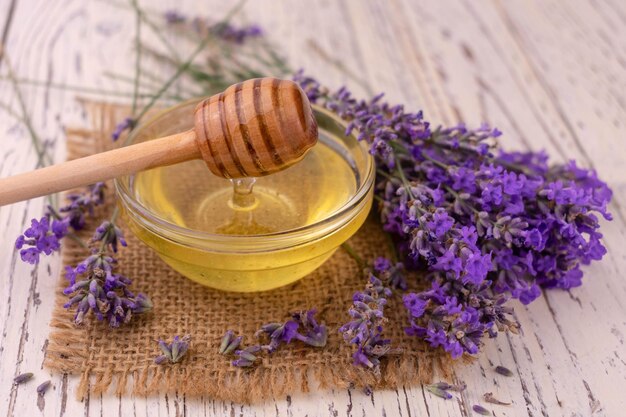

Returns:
472,404,491,415
232,345,261,367
37,380,52,396
425,383,452,399
63,217,151,327
15,182,106,265
483,392,511,405
111,117,134,142
219,330,243,355
494,365,514,377
155,335,191,364
13,372,33,384
255,309,327,353
339,258,403,374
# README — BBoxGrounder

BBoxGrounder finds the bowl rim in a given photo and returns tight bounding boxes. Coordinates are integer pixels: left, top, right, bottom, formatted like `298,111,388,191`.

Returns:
114,99,375,251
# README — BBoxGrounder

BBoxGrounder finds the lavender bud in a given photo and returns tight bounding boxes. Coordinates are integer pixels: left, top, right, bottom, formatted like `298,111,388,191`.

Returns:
154,355,168,365
425,383,452,399
235,349,257,362
158,340,172,359
14,372,34,384
132,293,152,313
220,331,242,355
219,330,234,354
472,404,490,415
429,381,451,390
494,365,514,377
232,357,254,367
37,380,52,395
170,335,191,363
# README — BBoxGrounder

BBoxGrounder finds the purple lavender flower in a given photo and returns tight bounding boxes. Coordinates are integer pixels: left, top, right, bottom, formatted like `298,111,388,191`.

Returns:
15,182,107,265
164,11,263,44
13,372,33,384
164,10,186,24
37,380,52,396
255,309,328,353
15,217,66,264
213,23,263,44
232,345,261,367
472,404,491,416
339,260,404,374
63,219,151,327
296,73,610,359
155,335,191,364
92,221,127,253
111,117,134,142
219,330,243,355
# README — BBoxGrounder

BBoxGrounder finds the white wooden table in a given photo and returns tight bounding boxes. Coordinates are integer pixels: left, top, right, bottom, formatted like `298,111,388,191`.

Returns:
1,1,625,416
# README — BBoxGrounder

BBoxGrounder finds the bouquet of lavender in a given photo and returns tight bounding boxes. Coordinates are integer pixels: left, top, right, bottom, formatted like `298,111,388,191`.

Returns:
294,71,611,363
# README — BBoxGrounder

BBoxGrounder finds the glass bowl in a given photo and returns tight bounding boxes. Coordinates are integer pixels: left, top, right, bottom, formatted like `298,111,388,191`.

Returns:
114,99,374,292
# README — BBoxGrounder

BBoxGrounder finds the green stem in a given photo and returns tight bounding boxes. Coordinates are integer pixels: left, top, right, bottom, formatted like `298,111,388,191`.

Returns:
131,33,215,124
341,243,366,268
394,155,416,200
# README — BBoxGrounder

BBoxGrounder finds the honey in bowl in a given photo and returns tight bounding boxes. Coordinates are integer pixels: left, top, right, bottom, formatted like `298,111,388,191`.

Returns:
115,101,374,292
133,136,357,235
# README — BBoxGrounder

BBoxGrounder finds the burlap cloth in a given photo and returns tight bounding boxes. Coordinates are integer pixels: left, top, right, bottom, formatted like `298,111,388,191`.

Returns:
44,100,446,402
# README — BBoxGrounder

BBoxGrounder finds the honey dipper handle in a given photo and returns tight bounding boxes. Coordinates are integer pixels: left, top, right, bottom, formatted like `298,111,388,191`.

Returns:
0,130,199,206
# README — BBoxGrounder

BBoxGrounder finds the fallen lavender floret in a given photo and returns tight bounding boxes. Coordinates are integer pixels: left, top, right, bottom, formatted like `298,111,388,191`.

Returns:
232,345,261,368
428,381,467,392
37,380,52,396
111,117,134,142
295,71,612,359
425,383,452,399
14,372,33,385
64,220,151,327
472,404,491,415
494,365,514,377
219,330,243,355
15,183,105,264
155,335,191,364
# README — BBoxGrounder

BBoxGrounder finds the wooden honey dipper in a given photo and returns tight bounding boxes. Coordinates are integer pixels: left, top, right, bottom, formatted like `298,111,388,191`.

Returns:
0,78,318,206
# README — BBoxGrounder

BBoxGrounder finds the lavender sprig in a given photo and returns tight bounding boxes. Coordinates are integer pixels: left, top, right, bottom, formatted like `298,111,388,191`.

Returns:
164,10,263,44
37,380,52,396
339,258,404,374
63,216,151,327
13,372,33,385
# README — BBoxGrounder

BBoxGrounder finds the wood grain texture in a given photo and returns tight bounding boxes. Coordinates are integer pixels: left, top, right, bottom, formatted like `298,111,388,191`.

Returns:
0,0,624,416
194,78,317,178
0,129,199,205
